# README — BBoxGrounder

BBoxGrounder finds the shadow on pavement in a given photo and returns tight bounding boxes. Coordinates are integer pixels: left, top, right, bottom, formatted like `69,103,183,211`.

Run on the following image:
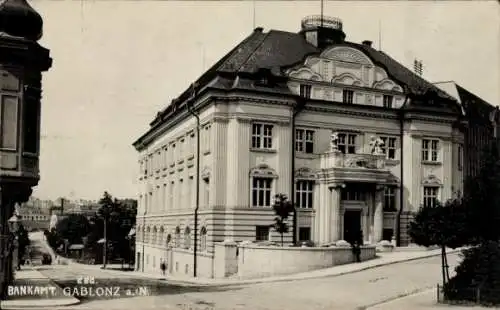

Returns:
50,277,244,304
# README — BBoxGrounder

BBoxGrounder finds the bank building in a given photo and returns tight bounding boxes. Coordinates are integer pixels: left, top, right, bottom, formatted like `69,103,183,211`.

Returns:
133,16,467,277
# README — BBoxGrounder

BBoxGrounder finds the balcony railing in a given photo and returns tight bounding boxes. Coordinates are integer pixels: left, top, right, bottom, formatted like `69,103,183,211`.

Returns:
320,151,386,170
301,15,343,31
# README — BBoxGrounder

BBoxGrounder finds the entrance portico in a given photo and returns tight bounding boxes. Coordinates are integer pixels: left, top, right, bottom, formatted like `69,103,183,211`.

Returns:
313,149,394,245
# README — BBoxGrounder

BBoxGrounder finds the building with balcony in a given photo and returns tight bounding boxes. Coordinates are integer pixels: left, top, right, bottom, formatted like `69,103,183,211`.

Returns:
133,16,464,277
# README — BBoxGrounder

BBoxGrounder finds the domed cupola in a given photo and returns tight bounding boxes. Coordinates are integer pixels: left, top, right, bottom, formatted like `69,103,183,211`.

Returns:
0,0,43,41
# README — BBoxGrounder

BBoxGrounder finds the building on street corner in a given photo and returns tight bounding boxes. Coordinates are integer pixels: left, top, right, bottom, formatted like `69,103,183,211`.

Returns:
133,15,468,278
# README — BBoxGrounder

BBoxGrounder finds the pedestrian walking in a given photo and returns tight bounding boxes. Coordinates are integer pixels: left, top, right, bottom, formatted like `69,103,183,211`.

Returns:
160,260,166,276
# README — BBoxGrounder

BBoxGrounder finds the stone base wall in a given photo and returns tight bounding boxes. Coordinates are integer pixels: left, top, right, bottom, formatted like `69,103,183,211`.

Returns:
212,243,376,279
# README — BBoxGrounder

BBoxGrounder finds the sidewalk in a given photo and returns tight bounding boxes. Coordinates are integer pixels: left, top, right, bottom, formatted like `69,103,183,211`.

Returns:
368,288,492,310
0,268,80,310
70,247,463,286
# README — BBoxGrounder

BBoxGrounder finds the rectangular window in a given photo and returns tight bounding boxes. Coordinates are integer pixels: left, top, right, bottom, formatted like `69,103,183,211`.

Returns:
342,89,354,104
251,123,273,149
295,180,314,208
341,189,365,201
384,187,396,211
383,95,393,108
380,136,397,160
188,176,194,208
169,181,174,209
203,177,210,207
255,226,270,241
337,133,357,154
252,177,272,207
299,84,312,98
295,129,314,153
179,138,185,160
0,96,19,150
299,227,311,242
1,71,20,91
423,186,438,208
422,139,439,162
171,143,176,163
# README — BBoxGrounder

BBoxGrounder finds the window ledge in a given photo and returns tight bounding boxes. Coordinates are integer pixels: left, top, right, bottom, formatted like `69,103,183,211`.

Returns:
422,161,442,166
177,159,184,164
187,154,195,160
297,208,314,212
250,148,276,153
203,150,211,155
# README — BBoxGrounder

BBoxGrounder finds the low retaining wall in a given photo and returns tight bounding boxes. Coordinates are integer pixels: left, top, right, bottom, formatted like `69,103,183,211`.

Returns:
237,244,376,278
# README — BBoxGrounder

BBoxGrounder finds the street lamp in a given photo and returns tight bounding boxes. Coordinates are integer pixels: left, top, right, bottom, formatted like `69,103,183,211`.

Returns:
0,0,52,299
8,213,21,271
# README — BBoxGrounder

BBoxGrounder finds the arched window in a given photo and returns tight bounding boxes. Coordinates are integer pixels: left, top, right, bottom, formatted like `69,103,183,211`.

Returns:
200,227,207,252
166,234,172,246
152,226,158,244
184,227,191,249
137,225,142,241
146,227,151,244
174,227,181,247
159,226,165,245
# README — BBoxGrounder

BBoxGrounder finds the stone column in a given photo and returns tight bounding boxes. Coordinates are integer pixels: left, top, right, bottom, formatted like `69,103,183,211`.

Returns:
330,184,342,242
373,185,385,243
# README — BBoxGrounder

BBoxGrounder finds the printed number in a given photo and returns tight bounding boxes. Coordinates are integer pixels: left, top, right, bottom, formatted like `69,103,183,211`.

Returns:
76,276,95,284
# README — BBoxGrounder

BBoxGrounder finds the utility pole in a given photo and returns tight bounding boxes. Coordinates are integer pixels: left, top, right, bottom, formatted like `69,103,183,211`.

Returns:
60,198,64,216
187,83,200,277
103,215,107,269
291,97,307,245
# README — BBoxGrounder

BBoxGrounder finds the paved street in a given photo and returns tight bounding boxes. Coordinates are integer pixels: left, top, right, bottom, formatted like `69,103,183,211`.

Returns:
42,253,460,310
12,232,463,310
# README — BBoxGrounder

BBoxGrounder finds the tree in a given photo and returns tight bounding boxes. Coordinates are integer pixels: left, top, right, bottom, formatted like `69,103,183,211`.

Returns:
462,142,500,244
408,197,469,287
271,194,295,246
92,192,137,266
442,142,500,304
55,214,91,245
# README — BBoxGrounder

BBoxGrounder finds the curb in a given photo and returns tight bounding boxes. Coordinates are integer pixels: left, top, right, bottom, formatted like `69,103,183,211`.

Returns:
358,286,435,310
0,298,80,310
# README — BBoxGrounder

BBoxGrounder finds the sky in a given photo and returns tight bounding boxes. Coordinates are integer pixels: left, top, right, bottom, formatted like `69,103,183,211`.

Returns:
28,0,499,201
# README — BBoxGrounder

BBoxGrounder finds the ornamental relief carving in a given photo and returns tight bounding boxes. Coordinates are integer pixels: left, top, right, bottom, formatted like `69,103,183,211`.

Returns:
287,46,404,102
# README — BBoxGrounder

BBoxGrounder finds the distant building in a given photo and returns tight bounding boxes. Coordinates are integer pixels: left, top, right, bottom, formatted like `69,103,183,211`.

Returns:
18,199,51,231
133,16,464,278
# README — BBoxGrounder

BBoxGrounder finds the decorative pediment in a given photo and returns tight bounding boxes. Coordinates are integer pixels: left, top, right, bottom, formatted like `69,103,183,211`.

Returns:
422,174,442,186
321,47,373,66
295,167,316,179
201,166,211,179
385,174,400,185
250,164,277,178
287,67,323,81
373,78,404,92
332,72,364,87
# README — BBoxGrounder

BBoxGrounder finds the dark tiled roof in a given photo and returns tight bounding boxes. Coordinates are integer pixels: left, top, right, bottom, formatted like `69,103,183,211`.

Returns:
455,83,497,120
137,27,457,148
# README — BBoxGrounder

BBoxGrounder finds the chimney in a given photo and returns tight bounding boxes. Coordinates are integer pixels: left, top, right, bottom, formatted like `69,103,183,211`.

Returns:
362,40,373,47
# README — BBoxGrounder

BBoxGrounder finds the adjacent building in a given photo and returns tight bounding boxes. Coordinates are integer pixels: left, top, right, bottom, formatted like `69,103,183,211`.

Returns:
434,81,500,183
133,16,464,277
